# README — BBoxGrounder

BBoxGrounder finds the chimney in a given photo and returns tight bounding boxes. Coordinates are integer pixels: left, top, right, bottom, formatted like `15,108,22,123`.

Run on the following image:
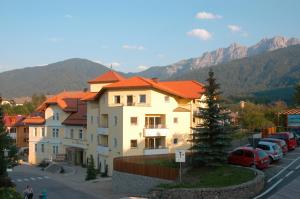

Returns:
151,77,159,83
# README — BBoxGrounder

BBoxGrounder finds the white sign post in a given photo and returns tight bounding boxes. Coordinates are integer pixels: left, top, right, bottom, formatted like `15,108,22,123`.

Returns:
175,149,186,182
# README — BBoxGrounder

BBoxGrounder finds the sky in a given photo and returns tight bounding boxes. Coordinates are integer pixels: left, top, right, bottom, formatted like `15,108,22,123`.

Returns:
0,0,299,73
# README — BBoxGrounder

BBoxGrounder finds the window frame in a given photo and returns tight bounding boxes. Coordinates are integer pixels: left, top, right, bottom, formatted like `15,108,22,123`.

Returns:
114,95,121,104
130,117,138,125
130,139,138,148
139,94,146,103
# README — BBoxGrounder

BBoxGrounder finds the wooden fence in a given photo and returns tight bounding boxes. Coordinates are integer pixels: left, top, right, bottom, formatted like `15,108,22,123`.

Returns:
113,154,180,180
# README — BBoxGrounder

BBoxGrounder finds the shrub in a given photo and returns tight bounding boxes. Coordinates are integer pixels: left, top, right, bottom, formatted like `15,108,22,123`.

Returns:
0,187,22,199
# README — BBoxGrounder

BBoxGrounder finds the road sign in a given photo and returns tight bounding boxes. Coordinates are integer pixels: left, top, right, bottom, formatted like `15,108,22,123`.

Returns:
175,149,186,162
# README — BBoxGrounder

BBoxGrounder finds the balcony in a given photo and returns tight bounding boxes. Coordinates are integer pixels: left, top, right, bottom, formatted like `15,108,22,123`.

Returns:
63,138,88,149
97,127,108,135
9,133,17,139
144,147,169,155
144,125,169,137
96,145,109,156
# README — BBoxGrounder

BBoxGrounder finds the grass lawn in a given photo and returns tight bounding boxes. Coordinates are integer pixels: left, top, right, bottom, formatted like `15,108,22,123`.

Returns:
144,159,179,168
159,164,255,189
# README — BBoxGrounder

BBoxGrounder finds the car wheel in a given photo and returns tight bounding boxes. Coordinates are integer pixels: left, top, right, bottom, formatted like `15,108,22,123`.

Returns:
269,156,273,164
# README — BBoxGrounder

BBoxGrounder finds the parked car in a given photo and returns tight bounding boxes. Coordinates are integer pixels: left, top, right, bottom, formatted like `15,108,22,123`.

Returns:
292,131,300,145
269,132,297,150
260,138,288,155
257,141,283,162
228,146,269,169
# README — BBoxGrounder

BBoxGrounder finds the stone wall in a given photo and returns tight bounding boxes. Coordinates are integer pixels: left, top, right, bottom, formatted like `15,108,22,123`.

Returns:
112,171,172,195
150,169,265,199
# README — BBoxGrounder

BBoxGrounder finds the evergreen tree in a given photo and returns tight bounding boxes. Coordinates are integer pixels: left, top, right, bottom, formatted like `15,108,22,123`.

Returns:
0,98,9,178
85,155,97,180
294,83,300,106
190,69,232,167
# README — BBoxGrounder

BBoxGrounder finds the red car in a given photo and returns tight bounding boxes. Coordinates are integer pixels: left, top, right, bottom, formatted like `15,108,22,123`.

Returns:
269,132,297,151
228,147,269,169
261,138,288,155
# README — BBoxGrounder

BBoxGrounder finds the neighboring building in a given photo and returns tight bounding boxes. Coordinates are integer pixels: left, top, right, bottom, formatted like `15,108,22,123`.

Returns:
82,71,205,175
279,108,300,133
3,115,29,148
24,91,88,165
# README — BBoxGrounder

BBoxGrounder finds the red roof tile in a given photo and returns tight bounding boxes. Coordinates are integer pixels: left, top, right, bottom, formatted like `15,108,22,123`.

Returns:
3,115,26,127
23,116,45,125
87,70,126,84
62,101,87,126
81,92,98,101
280,109,300,115
37,91,88,112
103,77,204,99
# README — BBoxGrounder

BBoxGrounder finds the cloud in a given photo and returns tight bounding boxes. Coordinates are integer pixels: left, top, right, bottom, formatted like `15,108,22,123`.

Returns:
196,12,222,19
122,44,145,50
227,25,242,33
227,25,248,37
187,29,212,40
64,14,73,19
137,65,148,71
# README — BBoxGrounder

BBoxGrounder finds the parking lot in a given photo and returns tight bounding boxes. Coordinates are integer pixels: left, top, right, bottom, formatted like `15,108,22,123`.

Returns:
264,147,300,180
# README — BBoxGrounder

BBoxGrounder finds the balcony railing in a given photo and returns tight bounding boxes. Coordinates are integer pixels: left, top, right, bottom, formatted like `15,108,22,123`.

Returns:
97,145,109,156
63,138,88,149
144,127,169,137
97,127,108,135
144,124,166,129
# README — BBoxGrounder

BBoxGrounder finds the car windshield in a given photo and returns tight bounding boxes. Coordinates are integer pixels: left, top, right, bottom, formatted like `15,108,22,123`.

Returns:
272,144,279,150
258,150,267,158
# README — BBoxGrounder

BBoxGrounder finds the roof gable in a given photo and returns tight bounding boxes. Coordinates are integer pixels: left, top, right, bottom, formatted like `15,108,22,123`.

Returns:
87,70,126,84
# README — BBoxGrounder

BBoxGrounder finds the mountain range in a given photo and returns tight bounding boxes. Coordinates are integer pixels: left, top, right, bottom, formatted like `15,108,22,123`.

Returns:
0,36,300,103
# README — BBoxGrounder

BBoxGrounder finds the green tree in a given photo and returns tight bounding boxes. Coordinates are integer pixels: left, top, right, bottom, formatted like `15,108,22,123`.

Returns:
294,83,300,106
190,70,232,167
85,155,97,180
31,94,46,109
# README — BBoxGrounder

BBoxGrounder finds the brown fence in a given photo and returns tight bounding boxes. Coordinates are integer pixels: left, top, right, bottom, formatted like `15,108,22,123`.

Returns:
113,154,180,180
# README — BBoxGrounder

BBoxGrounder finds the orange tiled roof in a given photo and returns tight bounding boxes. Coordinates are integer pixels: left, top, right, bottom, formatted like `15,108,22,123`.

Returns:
87,70,126,84
62,101,87,126
37,91,88,112
81,92,98,101
103,77,204,99
23,116,45,125
280,109,300,115
3,115,26,127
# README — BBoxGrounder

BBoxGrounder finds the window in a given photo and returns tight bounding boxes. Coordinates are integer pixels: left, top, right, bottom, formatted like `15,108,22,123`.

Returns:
56,113,59,120
114,95,121,104
52,113,55,120
90,134,93,142
98,135,108,146
56,146,58,154
56,129,59,138
35,144,37,152
41,144,44,153
70,129,74,139
244,150,254,158
42,128,45,137
130,140,137,148
34,128,37,136
173,138,178,145
233,149,243,156
79,129,83,140
130,117,138,125
173,117,178,124
139,94,146,103
52,146,56,154
165,96,170,102
53,128,59,138
113,138,117,148
91,116,94,124
53,145,58,154
114,116,118,126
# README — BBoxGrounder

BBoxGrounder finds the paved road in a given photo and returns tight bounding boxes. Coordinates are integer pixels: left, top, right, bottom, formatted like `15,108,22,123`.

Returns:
9,171,99,199
253,147,300,199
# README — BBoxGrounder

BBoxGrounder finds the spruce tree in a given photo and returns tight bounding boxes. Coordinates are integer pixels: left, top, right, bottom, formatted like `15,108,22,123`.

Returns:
85,155,97,180
190,69,232,167
0,99,9,178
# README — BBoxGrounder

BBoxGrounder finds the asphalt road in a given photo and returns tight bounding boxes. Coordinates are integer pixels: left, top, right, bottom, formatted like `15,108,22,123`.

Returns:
254,147,300,199
9,171,99,199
